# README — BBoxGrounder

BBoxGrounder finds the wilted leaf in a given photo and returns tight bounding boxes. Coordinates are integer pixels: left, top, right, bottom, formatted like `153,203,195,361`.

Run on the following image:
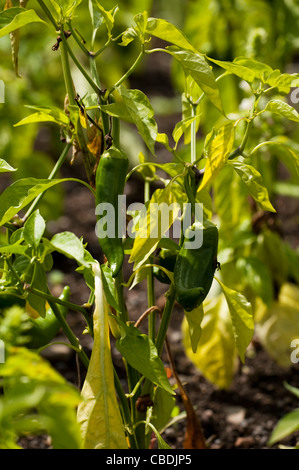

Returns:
77,263,128,449
182,294,238,389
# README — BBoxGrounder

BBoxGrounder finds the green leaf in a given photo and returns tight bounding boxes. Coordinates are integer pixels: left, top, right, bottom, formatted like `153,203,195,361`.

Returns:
0,159,17,173
117,85,158,155
100,265,120,312
264,99,299,122
0,347,81,449
184,305,204,353
52,0,83,18
182,294,237,390
91,1,117,38
100,101,133,123
146,17,197,52
229,160,276,212
26,263,48,318
268,409,299,446
168,48,224,114
14,105,69,127
49,232,89,268
150,387,176,434
216,279,254,364
115,319,174,395
0,240,27,255
77,264,128,449
232,57,273,83
0,177,93,228
199,122,235,191
129,182,185,269
23,210,46,250
0,178,63,227
0,7,47,38
172,115,200,150
236,257,274,306
206,57,256,82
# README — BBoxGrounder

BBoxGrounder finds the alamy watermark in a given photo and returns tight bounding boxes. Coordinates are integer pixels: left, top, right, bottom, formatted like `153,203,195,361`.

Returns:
95,197,204,249
0,80,4,104
290,339,299,364
290,79,299,105
0,340,5,363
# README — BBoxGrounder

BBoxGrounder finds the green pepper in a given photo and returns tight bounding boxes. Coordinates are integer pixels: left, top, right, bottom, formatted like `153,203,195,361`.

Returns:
24,285,71,349
95,146,129,278
174,220,218,311
154,248,178,285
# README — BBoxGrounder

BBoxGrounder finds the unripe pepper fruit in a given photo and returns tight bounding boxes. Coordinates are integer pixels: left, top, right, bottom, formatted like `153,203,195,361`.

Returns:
174,220,219,311
95,146,129,278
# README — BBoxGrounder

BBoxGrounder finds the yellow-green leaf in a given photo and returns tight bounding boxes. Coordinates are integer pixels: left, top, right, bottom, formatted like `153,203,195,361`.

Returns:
129,183,185,270
199,122,235,191
216,278,254,363
182,294,237,390
77,263,128,449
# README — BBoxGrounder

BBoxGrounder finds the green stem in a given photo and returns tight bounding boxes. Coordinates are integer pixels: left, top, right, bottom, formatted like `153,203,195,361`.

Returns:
107,49,144,97
144,180,156,343
63,36,103,97
155,283,176,357
60,31,76,103
47,297,90,369
113,367,138,449
36,0,58,30
60,29,95,184
23,140,73,222
28,286,93,332
228,118,253,160
67,22,91,58
135,283,176,448
190,103,197,164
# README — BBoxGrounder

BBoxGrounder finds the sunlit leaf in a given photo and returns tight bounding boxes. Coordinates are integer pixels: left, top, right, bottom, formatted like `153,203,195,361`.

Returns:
0,7,47,38
169,48,224,114
146,17,197,52
0,159,16,173
199,122,235,191
264,99,299,122
182,294,237,389
117,85,158,155
229,160,276,212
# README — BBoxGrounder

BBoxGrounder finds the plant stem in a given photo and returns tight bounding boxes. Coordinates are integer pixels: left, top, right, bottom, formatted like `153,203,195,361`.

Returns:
47,297,90,369
155,283,176,357
144,180,156,343
28,286,93,332
67,22,91,58
60,29,95,185
36,0,58,30
60,31,76,103
190,103,197,164
23,140,73,222
113,367,138,449
107,49,144,97
63,38,103,97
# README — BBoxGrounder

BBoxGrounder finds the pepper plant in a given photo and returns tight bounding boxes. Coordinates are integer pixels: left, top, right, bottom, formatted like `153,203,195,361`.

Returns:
0,0,299,450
